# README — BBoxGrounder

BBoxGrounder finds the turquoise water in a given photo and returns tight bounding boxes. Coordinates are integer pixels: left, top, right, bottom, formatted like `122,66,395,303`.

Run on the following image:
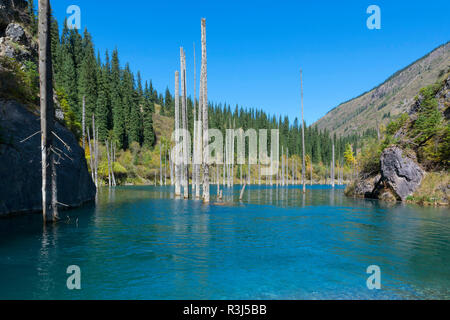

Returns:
0,185,449,300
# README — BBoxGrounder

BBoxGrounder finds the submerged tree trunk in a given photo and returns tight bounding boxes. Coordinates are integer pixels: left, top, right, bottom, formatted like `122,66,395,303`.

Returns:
201,18,210,202
111,141,116,186
301,69,306,193
39,0,57,222
239,182,247,201
193,43,197,195
180,48,189,199
332,143,335,188
92,115,98,188
106,140,111,187
160,144,162,185
174,71,181,196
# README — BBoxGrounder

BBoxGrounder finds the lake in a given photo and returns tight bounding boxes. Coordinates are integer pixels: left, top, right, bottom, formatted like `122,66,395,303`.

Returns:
0,185,449,299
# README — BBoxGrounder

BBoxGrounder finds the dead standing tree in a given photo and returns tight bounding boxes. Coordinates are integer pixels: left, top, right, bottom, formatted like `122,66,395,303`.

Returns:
195,44,203,199
301,69,306,193
192,43,197,195
159,143,162,185
332,142,335,188
82,95,86,150
39,0,58,222
201,18,210,202
174,71,181,196
180,48,189,198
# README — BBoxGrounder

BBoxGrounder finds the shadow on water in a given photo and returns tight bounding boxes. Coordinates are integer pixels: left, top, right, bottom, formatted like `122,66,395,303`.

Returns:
0,184,449,299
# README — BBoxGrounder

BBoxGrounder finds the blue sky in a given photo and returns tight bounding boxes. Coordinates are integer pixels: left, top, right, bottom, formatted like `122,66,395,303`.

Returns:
50,0,449,125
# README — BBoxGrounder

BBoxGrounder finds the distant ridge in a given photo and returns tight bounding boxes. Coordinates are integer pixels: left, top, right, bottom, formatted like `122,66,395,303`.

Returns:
314,41,450,136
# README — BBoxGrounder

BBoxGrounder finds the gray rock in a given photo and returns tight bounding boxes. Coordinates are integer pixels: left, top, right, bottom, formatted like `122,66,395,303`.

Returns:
378,146,424,201
5,23,24,43
0,100,96,216
354,174,380,198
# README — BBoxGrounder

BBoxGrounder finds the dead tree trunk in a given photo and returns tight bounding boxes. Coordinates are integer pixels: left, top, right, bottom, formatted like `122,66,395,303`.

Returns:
95,127,99,188
92,115,98,188
174,71,181,196
332,143,335,188
111,141,116,186
286,148,289,185
301,69,306,193
39,0,57,222
82,95,86,150
106,140,111,187
180,48,189,198
164,144,167,185
239,182,247,201
201,18,210,202
159,144,162,185
193,43,197,195
87,129,93,181
195,43,202,198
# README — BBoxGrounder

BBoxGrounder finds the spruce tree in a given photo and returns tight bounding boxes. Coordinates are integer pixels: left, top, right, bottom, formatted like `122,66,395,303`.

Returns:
96,63,109,141
111,49,125,148
78,29,98,121
143,98,156,148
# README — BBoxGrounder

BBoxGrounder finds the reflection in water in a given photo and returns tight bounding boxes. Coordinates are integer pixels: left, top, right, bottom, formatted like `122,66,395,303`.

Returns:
0,185,449,299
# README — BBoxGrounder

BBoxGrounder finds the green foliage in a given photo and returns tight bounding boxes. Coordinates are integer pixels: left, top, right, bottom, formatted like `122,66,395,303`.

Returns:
438,123,450,167
358,138,381,175
0,57,38,105
386,113,408,135
56,88,81,140
27,0,38,36
412,85,442,145
410,83,446,166
344,143,355,166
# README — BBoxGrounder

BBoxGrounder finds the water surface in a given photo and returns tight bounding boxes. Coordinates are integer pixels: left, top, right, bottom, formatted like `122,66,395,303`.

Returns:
0,185,449,299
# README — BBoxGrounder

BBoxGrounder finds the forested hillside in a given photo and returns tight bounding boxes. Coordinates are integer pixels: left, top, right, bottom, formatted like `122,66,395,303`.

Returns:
315,42,450,137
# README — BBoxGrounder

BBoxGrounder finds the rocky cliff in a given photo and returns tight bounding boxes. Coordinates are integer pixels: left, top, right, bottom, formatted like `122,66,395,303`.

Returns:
0,100,96,216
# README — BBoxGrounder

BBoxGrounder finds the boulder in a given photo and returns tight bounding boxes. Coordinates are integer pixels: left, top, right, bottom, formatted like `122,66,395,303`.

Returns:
0,100,96,216
377,146,424,201
5,23,25,43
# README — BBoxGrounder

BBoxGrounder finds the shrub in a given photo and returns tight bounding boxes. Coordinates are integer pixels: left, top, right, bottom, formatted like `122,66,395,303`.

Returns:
386,113,408,135
0,57,39,106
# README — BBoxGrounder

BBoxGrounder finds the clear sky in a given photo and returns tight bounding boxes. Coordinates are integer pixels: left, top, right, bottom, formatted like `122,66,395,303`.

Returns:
50,0,449,125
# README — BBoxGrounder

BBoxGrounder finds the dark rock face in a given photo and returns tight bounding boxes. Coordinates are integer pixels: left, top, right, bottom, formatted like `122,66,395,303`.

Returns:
0,100,96,216
377,147,425,201
354,174,380,198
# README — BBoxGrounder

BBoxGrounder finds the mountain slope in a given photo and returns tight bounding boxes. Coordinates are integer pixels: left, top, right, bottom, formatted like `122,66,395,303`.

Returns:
314,42,450,137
